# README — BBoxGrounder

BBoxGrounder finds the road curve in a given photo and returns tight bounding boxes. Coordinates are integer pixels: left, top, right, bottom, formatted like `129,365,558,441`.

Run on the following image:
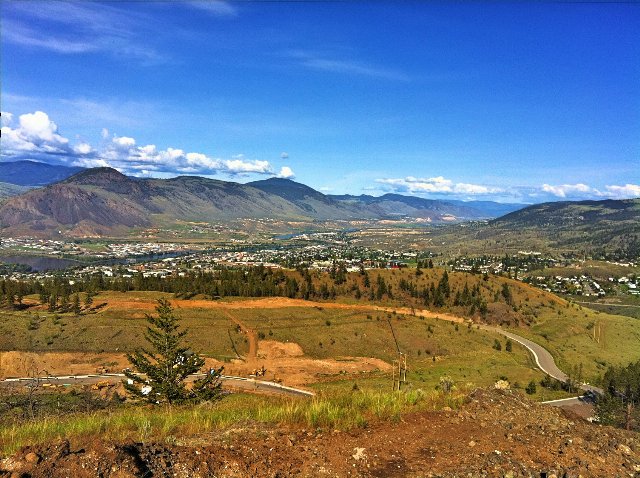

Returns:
481,325,603,394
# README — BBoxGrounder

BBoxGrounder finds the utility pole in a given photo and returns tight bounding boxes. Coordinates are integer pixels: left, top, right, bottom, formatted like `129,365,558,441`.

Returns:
388,319,407,391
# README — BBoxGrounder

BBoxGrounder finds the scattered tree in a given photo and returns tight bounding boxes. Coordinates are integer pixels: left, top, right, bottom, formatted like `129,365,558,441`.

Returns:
123,299,224,405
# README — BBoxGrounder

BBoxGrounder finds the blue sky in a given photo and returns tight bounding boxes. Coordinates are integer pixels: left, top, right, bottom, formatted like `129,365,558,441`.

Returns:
1,1,639,203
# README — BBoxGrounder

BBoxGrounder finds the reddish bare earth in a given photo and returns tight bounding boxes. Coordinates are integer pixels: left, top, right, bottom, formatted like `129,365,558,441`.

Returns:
2,389,639,477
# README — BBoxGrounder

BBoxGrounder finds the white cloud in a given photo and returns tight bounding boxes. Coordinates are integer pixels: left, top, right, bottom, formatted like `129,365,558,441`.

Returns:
541,183,593,198
277,166,295,179
0,109,282,179
604,184,640,199
1,112,13,127
74,142,93,155
112,136,136,148
73,157,109,168
224,159,272,174
376,176,502,195
539,183,640,200
0,111,70,156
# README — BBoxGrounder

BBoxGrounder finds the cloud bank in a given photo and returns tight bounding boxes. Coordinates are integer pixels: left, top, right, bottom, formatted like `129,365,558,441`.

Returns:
0,110,294,179
377,176,640,201
376,176,503,195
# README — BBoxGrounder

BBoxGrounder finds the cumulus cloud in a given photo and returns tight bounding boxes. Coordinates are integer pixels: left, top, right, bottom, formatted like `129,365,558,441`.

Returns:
376,176,503,195
604,184,640,199
1,111,70,156
277,166,295,179
540,183,640,200
541,183,593,198
0,110,293,180
73,142,93,155
1,112,13,127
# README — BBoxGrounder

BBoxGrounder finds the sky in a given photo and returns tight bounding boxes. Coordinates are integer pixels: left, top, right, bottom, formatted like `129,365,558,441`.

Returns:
1,1,639,203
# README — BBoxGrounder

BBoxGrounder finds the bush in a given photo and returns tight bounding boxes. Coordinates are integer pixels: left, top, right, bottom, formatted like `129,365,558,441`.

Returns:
525,380,537,395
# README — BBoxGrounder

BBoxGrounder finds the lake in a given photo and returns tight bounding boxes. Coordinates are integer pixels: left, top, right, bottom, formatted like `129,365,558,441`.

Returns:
0,255,81,271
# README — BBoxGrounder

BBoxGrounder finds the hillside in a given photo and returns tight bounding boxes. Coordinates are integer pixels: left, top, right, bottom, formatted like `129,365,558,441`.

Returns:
0,182,31,202
0,168,517,237
411,198,640,259
0,160,84,187
490,198,640,256
332,193,524,218
2,389,638,477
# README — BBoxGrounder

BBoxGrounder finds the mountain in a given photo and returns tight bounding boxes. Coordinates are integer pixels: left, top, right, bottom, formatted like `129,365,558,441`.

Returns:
0,182,31,202
486,198,640,256
446,200,524,218
247,177,373,219
329,193,523,219
491,198,640,227
0,168,512,237
0,160,85,186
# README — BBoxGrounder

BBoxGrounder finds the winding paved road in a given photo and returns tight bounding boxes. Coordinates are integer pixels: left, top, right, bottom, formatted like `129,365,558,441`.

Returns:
481,325,603,395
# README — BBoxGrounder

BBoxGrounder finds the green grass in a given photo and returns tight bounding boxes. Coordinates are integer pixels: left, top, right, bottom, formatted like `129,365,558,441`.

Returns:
1,289,606,392
508,302,640,383
0,388,466,456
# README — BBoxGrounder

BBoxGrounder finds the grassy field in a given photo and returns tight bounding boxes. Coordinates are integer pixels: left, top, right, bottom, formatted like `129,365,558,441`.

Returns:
0,289,578,398
0,387,467,455
507,301,640,381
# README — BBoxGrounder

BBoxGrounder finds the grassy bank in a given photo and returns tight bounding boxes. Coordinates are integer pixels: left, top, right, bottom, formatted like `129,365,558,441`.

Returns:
0,388,466,456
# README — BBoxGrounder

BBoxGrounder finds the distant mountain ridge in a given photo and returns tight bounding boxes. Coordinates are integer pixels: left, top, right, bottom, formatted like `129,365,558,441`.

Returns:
0,182,32,202
485,198,640,256
0,160,85,186
0,167,524,237
330,193,523,218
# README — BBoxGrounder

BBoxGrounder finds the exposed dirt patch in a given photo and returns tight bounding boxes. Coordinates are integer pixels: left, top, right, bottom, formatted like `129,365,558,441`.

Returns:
0,352,129,379
1,341,390,389
100,296,466,323
259,340,304,359
223,310,258,360
3,389,638,477
210,340,391,386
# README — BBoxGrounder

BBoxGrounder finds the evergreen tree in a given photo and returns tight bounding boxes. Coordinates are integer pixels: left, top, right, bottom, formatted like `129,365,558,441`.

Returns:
123,299,224,405
505,339,513,352
72,293,81,315
595,360,640,430
525,380,537,395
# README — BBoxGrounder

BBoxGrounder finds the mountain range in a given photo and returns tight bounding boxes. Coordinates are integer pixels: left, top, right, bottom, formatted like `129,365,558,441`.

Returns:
0,164,525,237
0,160,84,187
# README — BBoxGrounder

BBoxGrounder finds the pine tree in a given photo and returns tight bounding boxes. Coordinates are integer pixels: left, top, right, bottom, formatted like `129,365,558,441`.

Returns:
72,293,82,315
123,299,224,405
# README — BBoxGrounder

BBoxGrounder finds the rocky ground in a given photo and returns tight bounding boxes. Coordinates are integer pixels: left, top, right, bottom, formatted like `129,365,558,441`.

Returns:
2,389,639,477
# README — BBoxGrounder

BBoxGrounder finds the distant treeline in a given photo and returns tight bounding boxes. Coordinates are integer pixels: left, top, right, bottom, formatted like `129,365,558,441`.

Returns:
0,264,527,324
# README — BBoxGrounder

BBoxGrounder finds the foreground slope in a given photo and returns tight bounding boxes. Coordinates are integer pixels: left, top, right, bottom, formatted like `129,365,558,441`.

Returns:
2,389,638,477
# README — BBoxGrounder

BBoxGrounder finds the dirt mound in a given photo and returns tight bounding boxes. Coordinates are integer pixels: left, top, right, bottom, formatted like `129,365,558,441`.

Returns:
220,340,391,386
258,340,305,359
3,389,639,477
